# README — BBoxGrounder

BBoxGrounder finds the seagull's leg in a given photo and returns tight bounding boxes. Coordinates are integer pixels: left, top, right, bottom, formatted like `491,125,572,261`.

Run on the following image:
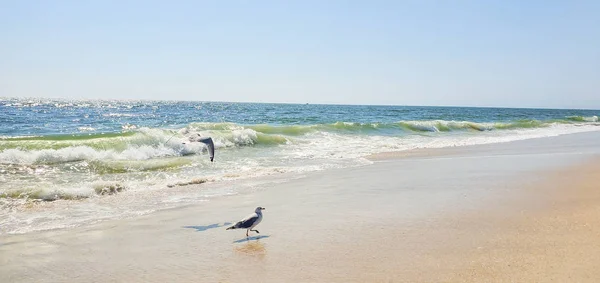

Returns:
250,229,260,234
246,230,249,237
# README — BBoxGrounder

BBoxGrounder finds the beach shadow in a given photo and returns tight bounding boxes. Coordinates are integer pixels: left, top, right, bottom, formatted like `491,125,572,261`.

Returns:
233,235,270,243
183,222,232,232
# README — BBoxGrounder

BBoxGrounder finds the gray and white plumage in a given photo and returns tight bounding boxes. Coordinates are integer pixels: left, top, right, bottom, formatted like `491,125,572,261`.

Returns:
197,137,214,162
188,134,215,162
226,207,265,237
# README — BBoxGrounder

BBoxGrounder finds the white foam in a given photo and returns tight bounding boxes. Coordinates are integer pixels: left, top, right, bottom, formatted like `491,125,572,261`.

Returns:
103,113,138,117
283,123,600,160
78,127,96,132
0,143,204,165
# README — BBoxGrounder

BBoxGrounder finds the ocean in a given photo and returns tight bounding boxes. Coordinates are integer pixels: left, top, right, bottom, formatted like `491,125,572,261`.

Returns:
1,97,598,234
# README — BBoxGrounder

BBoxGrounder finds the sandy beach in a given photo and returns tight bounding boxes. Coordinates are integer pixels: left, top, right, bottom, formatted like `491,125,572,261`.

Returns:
450,159,600,282
3,1,599,282
1,131,600,282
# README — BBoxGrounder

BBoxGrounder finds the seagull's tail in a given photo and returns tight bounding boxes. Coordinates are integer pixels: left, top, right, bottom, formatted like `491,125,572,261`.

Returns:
226,226,235,230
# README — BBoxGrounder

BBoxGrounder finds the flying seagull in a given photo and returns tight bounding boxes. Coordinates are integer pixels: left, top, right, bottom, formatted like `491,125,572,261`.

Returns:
226,207,265,237
182,134,215,162
196,137,215,162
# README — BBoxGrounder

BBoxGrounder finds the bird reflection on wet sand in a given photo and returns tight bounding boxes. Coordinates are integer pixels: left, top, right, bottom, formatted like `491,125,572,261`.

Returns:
234,240,267,260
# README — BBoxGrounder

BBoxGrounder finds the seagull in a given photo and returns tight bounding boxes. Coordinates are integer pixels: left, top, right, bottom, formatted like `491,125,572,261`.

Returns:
226,207,265,237
184,134,215,162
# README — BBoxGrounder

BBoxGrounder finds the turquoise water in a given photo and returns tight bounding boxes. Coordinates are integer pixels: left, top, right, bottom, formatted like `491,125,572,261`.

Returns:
0,97,598,234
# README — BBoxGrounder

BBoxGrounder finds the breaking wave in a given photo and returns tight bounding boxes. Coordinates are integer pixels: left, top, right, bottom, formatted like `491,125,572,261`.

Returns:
0,182,128,201
565,115,598,122
1,117,598,166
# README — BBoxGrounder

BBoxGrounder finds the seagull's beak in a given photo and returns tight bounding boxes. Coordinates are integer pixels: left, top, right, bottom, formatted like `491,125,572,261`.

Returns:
261,207,266,210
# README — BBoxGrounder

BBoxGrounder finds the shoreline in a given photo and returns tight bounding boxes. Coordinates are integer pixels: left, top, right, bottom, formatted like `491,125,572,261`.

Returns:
1,132,600,282
2,125,600,236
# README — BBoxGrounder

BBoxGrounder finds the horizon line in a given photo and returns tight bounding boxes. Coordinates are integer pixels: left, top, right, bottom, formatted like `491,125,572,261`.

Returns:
1,95,599,112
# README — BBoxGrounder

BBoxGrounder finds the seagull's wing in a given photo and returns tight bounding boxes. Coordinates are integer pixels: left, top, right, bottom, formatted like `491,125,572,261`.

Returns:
233,213,259,229
198,137,215,162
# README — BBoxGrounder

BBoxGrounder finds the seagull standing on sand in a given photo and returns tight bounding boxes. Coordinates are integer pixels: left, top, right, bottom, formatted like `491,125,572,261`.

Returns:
226,207,265,237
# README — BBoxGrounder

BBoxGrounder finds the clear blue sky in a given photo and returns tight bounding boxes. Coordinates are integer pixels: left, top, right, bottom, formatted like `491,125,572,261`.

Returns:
1,1,599,109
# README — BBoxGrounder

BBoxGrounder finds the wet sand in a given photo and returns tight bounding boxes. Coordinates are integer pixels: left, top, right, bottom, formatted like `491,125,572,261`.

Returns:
1,132,600,282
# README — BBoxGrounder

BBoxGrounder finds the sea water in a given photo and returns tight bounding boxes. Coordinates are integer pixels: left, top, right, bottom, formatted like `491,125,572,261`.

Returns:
1,98,598,234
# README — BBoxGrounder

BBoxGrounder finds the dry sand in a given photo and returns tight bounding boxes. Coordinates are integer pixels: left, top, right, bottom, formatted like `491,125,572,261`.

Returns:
1,135,599,282
448,158,600,282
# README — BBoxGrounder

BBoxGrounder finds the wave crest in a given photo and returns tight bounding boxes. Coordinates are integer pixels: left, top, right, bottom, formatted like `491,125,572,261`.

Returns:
1,117,598,166
566,115,598,122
